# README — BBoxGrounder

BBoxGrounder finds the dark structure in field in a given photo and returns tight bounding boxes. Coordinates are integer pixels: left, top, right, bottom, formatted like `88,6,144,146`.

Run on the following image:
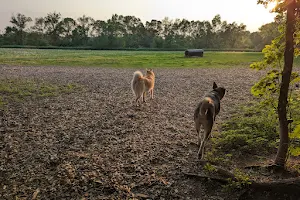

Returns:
185,49,204,57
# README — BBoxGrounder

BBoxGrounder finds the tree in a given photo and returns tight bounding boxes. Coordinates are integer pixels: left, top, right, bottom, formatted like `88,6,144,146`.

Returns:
59,17,76,38
259,22,281,47
220,22,247,48
44,12,62,45
9,13,32,44
250,32,263,50
121,15,144,48
71,15,94,46
0,12,282,49
31,17,45,33
144,20,163,48
275,0,296,167
3,26,18,45
92,20,106,36
253,0,299,167
26,17,48,46
58,17,76,46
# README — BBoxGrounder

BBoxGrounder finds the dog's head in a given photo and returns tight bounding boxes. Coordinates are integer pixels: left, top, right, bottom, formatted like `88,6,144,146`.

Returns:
213,82,226,100
146,69,155,77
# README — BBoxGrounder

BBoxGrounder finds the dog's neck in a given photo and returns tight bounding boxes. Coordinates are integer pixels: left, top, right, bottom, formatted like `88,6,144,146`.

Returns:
207,90,221,100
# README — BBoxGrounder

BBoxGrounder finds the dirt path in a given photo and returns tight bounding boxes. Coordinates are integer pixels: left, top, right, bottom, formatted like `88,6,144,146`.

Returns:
0,65,264,199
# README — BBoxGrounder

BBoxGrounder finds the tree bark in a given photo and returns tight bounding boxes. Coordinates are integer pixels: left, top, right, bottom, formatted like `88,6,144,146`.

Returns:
275,0,296,167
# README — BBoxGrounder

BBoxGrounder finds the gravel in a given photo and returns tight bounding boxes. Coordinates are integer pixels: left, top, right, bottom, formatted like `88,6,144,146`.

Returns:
0,65,264,199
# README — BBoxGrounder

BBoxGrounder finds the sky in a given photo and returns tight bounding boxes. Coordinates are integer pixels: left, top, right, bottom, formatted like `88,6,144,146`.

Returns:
0,0,276,33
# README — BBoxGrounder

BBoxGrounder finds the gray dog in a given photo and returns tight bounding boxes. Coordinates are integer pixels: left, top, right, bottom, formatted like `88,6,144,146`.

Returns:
194,82,226,159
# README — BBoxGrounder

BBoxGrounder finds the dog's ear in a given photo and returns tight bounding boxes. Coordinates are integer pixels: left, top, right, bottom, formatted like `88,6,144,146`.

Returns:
213,82,218,89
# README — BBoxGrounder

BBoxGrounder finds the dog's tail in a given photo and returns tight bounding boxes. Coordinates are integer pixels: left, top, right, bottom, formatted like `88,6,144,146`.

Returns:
200,98,214,116
131,71,144,96
132,71,143,81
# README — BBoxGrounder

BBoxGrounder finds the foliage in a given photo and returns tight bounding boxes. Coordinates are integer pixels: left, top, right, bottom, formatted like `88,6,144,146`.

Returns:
0,13,279,50
250,24,286,105
289,90,300,156
250,0,300,162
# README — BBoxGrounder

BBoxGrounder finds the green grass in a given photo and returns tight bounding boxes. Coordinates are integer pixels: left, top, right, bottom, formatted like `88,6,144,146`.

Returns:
0,48,266,68
0,78,81,107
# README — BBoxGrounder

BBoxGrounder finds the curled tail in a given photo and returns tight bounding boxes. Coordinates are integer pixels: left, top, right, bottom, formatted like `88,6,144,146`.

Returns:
132,71,143,82
131,71,144,96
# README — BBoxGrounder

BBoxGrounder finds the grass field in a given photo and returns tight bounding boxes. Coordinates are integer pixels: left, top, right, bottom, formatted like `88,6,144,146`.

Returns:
0,48,267,68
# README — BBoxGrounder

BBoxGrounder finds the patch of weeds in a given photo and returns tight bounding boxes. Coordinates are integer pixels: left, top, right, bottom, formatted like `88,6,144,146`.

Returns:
222,169,252,191
213,102,278,157
211,93,300,161
288,91,300,157
205,150,233,167
0,96,5,108
37,83,80,97
0,78,82,104
288,163,300,174
203,163,217,174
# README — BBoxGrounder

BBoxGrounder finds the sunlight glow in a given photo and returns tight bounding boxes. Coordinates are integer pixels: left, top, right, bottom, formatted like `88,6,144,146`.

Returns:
267,1,278,12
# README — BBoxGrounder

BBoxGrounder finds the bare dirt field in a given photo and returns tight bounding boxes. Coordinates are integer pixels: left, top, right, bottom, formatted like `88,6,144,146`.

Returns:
0,65,265,199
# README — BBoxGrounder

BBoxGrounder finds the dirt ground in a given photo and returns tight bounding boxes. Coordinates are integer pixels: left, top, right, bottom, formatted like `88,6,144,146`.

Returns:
0,65,267,199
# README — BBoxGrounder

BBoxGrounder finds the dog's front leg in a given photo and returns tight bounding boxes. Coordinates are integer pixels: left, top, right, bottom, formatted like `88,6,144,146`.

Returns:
143,92,146,102
150,89,154,99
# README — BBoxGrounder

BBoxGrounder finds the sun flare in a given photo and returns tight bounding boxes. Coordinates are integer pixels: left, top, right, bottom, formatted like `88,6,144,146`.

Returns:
267,1,278,12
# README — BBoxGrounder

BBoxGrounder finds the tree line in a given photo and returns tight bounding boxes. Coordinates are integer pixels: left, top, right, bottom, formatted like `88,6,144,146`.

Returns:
0,12,280,50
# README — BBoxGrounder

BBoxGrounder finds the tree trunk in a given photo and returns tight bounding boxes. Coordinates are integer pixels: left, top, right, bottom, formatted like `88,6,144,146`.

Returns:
275,0,296,167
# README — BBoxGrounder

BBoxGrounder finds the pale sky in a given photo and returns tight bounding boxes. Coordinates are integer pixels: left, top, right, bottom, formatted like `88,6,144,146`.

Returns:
0,0,276,33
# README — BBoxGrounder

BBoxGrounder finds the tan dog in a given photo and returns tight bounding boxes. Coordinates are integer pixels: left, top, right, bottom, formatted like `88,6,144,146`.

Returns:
131,69,155,105
194,82,226,159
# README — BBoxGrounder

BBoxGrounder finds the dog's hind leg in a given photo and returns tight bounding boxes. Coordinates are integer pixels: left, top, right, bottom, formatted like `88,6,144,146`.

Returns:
135,95,142,106
198,140,204,160
198,122,213,160
150,89,154,99
195,121,201,146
